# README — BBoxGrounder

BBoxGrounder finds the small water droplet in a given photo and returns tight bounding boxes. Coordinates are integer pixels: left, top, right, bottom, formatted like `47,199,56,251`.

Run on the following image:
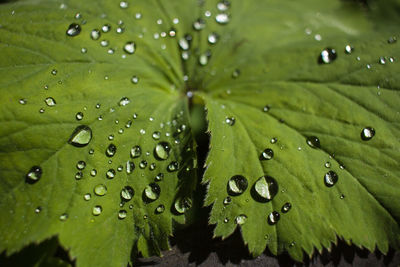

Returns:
106,169,116,179
155,173,164,181
140,129,146,135
179,34,192,50
227,175,248,196
131,76,139,84
118,210,127,219
143,183,161,202
76,160,86,170
94,184,107,196
90,29,101,40
262,105,270,112
223,196,232,205
208,32,219,44
84,193,91,201
118,97,130,106
100,40,109,47
174,197,192,214
155,204,165,214
260,148,274,160
223,218,229,223
270,137,277,144
34,206,42,213
379,56,386,65
75,171,83,180
66,23,81,37
139,160,147,169
123,42,136,54
75,112,84,121
344,45,354,54
361,127,375,141
281,202,292,213
26,166,42,183
193,18,206,30
101,24,111,33
126,161,135,174
149,163,156,171
225,117,235,126
388,36,397,44
318,48,337,64
268,211,280,225
324,162,331,168
68,125,92,147
154,142,171,160
81,47,87,54
121,186,134,201
130,145,141,158
119,1,128,8
215,13,230,24
45,97,56,107
324,171,338,187
252,176,278,201
106,144,117,157
19,99,27,105
235,214,247,225
340,194,345,199
92,205,102,216
217,0,230,11
152,131,161,140
167,161,179,172
306,136,320,149
59,213,68,221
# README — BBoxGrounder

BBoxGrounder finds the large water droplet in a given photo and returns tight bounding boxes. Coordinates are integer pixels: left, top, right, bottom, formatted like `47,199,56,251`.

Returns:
94,184,107,196
227,175,248,196
281,202,292,213
68,125,92,147
26,166,42,183
235,214,247,225
121,186,134,201
130,145,141,158
324,171,338,187
361,127,375,141
118,97,130,106
174,197,192,214
154,142,171,160
143,183,161,202
268,211,280,225
318,48,337,64
306,136,320,149
66,23,81,37
252,176,278,202
106,144,117,157
260,148,274,160
92,205,102,216
123,42,136,54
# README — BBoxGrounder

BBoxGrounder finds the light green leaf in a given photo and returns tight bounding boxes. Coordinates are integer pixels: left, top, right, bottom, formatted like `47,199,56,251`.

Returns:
199,0,400,260
0,0,197,266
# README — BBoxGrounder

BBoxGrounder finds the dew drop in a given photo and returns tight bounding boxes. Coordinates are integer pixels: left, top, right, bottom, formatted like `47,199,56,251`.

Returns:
252,176,278,201
224,218,229,223
59,213,68,221
66,23,81,37
75,112,84,121
126,161,135,174
225,116,235,126
118,97,130,106
179,34,192,50
318,48,337,64
217,0,230,11
19,99,27,105
388,36,397,44
235,214,247,225
45,97,56,107
121,186,134,201
208,32,219,44
155,173,164,181
119,1,128,8
167,161,179,172
92,205,102,216
51,69,57,75
139,160,148,169
223,196,232,205
84,193,91,201
227,175,248,196
94,184,107,196
324,171,338,187
306,136,320,149
35,207,42,214
68,125,92,147
101,24,111,33
76,160,86,170
155,204,165,214
149,163,156,171
106,144,117,157
152,131,161,140
268,211,280,225
281,202,292,213
193,18,206,31
75,171,83,180
174,197,192,214
130,145,141,158
216,13,230,24
90,29,101,40
324,162,331,168
143,183,161,202
131,76,139,84
154,142,171,160
361,127,375,141
123,42,136,54
270,137,277,144
100,40,109,47
344,45,354,54
379,57,386,65
118,210,127,220
260,148,274,160
26,166,42,183
232,69,240,79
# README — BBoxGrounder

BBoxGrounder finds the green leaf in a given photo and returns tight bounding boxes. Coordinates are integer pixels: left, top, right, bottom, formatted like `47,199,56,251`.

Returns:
0,0,197,266
199,0,400,261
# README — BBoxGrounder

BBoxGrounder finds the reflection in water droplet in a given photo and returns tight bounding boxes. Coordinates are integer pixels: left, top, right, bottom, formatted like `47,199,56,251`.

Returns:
225,117,235,126
167,161,179,172
361,127,375,141
155,204,165,214
123,42,136,54
26,166,42,183
143,183,161,202
106,144,117,157
68,125,92,147
281,202,292,213
45,97,56,107
174,197,192,214
260,148,274,160
268,211,280,225
121,186,134,201
318,48,337,64
306,136,320,149
118,210,127,219
66,23,81,37
154,142,171,160
94,184,107,196
92,205,102,216
324,171,338,187
252,176,278,201
235,214,247,225
90,169,97,177
227,175,248,196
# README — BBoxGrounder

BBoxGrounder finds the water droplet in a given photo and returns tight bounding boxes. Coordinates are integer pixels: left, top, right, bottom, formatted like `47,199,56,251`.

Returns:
130,145,141,158
94,184,107,196
379,56,386,65
154,142,171,160
344,45,354,54
121,186,134,201
90,29,101,40
117,165,123,172
232,69,240,79
92,205,102,216
101,24,111,33
81,47,87,54
306,136,320,149
324,162,331,168
118,97,130,106
75,112,84,121
268,211,280,225
19,99,27,105
149,163,156,171
260,148,274,160
143,183,161,202
227,175,248,196
106,169,116,179
216,13,230,24
119,1,128,8
118,210,127,219
281,202,292,213
51,69,57,75
139,160,147,169
155,173,164,182
174,197,192,214
123,42,136,54
155,204,165,214
223,218,229,223
35,207,42,213
26,166,42,183
100,40,109,47
252,176,278,201
75,171,83,180
76,160,86,170
59,213,68,221
235,214,247,225
151,131,161,140
84,193,91,201
208,32,219,44
167,161,179,172
193,18,206,30
199,50,211,66
318,48,337,64
179,34,192,50
106,144,117,157
324,171,338,187
217,0,230,11
361,127,375,141
126,161,135,174
66,23,81,37
225,117,235,126
45,97,56,107
131,76,139,84
68,125,92,147
140,129,146,135
388,36,397,44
